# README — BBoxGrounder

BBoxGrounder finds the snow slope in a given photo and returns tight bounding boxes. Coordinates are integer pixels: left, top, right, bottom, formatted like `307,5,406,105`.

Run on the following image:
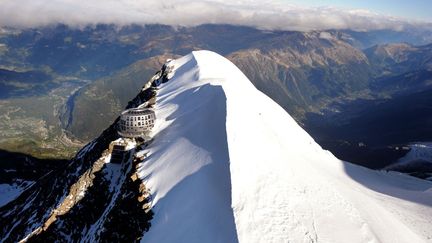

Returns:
138,50,432,243
0,180,31,207
396,143,432,165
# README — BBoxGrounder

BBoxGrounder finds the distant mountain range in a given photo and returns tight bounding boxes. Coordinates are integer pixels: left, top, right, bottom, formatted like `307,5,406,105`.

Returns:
1,50,431,243
0,24,431,171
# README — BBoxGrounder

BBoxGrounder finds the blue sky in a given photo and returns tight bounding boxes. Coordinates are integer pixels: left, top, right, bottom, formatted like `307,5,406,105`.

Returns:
295,0,432,21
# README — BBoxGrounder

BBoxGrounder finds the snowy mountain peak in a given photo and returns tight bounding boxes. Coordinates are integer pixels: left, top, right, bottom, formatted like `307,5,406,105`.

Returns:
1,50,431,243
137,50,432,243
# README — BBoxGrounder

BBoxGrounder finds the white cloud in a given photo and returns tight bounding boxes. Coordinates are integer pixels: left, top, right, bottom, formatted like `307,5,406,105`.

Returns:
0,0,428,31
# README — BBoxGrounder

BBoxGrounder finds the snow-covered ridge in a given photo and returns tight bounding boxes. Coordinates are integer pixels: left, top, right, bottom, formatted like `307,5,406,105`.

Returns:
0,180,32,208
138,50,432,243
397,143,432,165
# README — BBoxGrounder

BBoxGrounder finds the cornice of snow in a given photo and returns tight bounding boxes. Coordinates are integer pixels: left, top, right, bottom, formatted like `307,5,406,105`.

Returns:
137,50,432,243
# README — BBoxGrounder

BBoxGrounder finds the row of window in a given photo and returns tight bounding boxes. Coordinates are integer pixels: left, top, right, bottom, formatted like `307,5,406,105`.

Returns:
125,115,154,121
136,120,155,126
120,119,154,127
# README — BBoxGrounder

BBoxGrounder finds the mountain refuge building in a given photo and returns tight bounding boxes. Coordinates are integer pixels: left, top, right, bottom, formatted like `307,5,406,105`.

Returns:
117,107,156,138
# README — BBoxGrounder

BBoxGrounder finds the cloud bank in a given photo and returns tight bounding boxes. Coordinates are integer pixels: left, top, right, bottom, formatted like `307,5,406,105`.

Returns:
0,0,429,31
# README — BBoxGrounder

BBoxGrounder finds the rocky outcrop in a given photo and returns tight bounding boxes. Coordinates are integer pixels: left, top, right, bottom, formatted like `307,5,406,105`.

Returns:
0,62,166,242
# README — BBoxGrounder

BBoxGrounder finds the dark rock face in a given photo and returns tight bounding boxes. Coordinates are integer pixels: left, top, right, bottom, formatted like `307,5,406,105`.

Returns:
98,157,153,242
387,160,432,180
0,149,66,184
0,66,161,242
0,124,119,242
25,153,153,243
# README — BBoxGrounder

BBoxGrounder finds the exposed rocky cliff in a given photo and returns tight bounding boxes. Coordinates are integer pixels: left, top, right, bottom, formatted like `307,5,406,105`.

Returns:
0,63,164,242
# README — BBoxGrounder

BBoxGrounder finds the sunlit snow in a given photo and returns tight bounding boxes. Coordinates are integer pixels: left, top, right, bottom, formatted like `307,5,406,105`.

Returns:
138,50,432,243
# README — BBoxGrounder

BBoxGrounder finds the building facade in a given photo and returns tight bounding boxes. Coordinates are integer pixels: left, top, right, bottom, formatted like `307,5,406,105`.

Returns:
117,107,156,138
